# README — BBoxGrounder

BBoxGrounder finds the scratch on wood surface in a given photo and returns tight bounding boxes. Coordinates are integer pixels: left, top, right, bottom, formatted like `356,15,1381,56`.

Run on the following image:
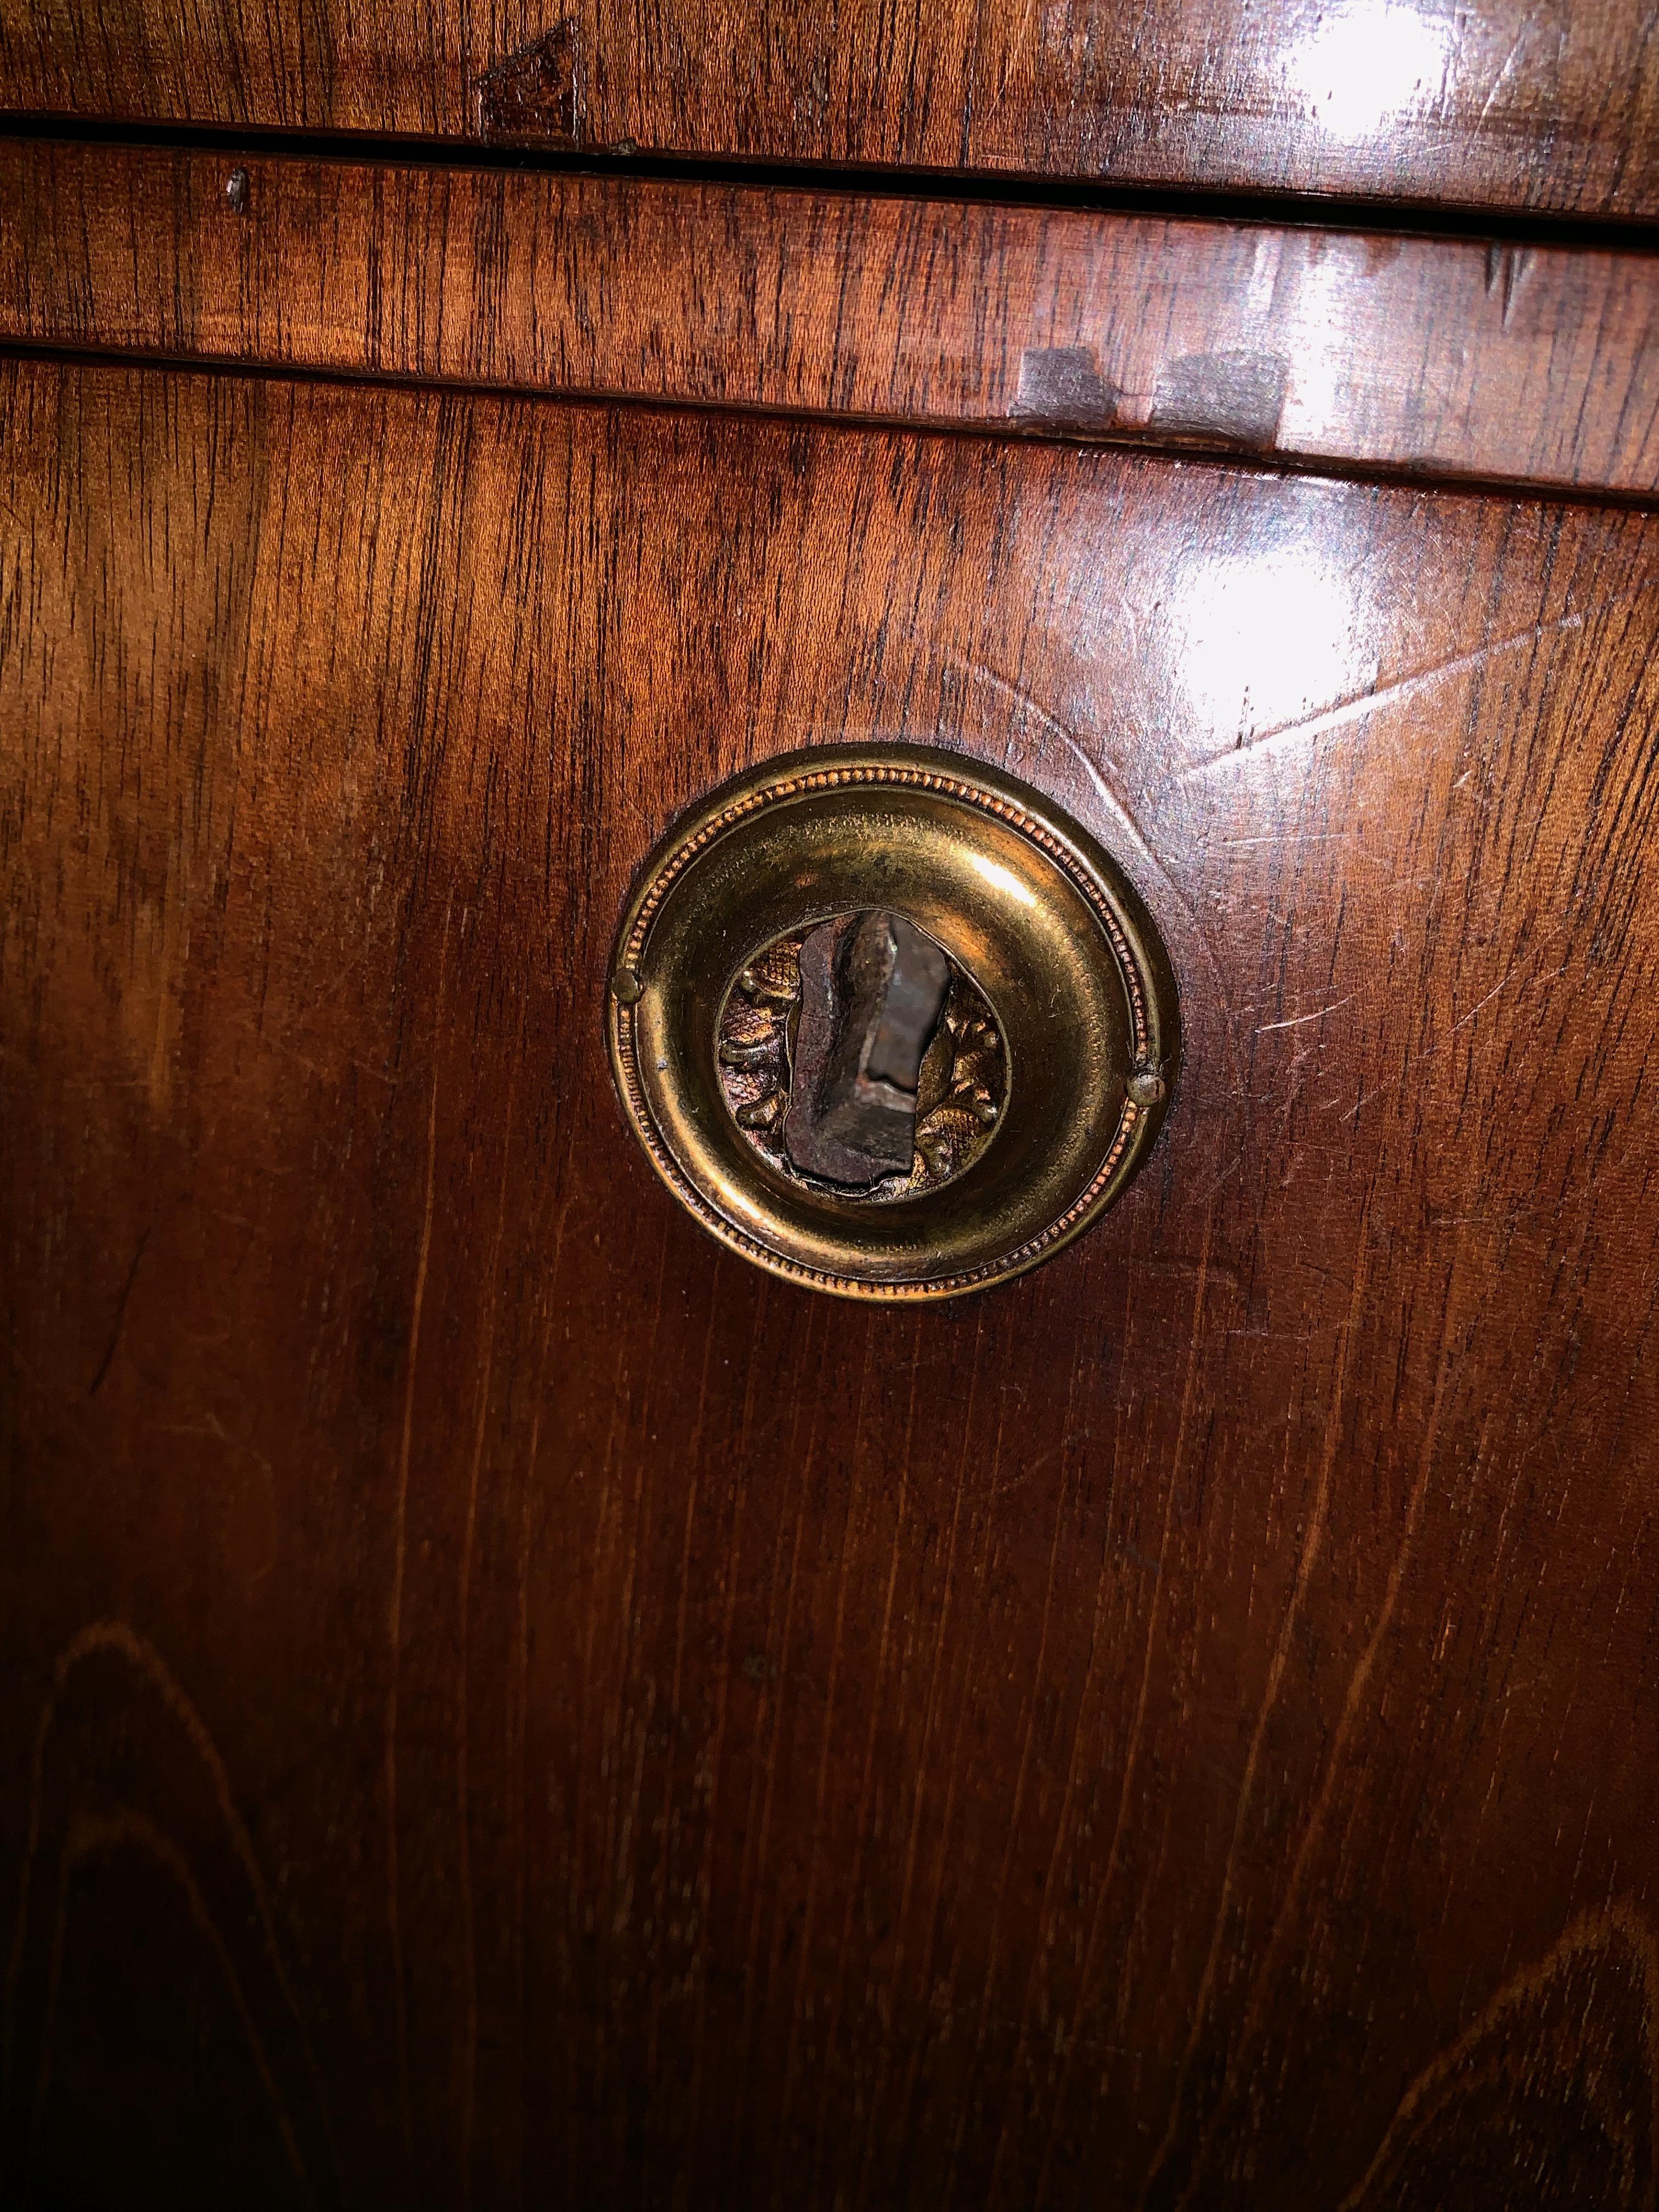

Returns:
602,1250,672,1951
777,1314,878,2156
683,1273,771,2152
1031,1203,1221,2207
882,1309,1014,2191
937,654,1161,868
809,1311,926,2178
456,1063,517,2212
1172,586,1659,787
944,1286,1098,2204
850,1304,989,2209
1252,996,1354,1036
1171,1182,1476,2208
1475,32,1526,129
385,902,450,2184
938,640,1262,1158
1335,942,1571,1126
644,1264,726,2089
1483,242,1539,327
86,1227,149,1399
981,1287,1126,2204
1136,1202,1375,2210
730,1296,832,2151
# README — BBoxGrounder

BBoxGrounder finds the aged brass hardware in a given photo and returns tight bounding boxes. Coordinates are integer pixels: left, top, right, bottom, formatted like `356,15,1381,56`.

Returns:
607,746,1177,1300
786,911,953,1186
787,911,946,1194
723,907,1008,1201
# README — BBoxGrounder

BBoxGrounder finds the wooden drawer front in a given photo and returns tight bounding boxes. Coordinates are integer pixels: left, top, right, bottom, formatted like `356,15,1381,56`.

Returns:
2,356,1656,2207
9,142,1659,503
4,0,1659,219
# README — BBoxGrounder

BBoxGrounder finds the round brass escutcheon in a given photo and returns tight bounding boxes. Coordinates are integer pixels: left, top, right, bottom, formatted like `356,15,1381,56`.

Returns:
607,746,1178,1301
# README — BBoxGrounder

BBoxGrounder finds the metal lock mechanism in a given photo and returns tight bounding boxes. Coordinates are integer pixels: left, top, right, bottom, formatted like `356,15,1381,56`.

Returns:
607,746,1177,1300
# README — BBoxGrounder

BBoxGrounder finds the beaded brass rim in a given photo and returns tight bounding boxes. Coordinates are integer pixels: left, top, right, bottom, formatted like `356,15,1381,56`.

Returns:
606,745,1178,1301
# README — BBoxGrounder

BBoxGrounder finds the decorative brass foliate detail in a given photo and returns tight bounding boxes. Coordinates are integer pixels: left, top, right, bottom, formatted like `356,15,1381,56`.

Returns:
607,745,1178,1302
716,921,1008,1202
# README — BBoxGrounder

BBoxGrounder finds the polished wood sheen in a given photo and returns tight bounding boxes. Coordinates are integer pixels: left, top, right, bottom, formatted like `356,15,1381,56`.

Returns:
4,0,1659,218
2,356,1657,2207
9,140,1659,499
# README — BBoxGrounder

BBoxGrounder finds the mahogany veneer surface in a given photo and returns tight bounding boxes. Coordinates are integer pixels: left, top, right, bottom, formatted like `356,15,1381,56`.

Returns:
9,141,1659,499
5,0,1659,220
2,357,1657,2208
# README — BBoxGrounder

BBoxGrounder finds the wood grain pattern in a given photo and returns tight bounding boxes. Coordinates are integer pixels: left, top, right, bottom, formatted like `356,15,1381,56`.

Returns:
3,356,1658,2205
9,140,1659,502
5,0,1659,220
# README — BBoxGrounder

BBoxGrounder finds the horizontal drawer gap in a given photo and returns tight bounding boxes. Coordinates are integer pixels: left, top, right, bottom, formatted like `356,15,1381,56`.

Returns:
6,139,1659,501
7,116,1659,253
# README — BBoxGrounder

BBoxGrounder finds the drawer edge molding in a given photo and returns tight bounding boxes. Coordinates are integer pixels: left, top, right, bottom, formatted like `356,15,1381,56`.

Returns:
6,138,1659,500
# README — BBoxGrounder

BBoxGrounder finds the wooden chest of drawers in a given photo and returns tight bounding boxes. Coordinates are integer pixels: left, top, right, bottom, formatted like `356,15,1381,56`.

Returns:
3,8,1658,2204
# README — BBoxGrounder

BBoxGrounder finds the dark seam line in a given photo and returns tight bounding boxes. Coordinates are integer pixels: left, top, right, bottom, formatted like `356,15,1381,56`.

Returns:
3,114,1659,256
6,338,1659,517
